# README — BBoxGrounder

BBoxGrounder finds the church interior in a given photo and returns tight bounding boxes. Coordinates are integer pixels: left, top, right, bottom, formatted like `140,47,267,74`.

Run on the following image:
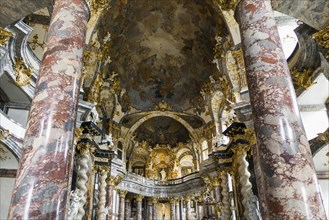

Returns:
0,0,328,219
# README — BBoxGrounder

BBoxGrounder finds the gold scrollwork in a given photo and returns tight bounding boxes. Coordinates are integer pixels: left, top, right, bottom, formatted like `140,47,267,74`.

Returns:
312,26,329,58
76,142,95,155
290,67,314,90
0,27,12,46
29,34,45,50
14,57,33,87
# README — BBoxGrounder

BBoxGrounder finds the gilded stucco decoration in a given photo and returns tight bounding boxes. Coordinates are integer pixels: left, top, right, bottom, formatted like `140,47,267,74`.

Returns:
145,144,180,180
13,57,33,87
290,67,314,90
312,26,329,59
226,48,247,102
0,27,13,46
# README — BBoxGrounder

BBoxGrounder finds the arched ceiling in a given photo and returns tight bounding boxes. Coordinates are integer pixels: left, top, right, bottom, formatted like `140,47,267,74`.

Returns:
99,0,226,112
134,116,190,147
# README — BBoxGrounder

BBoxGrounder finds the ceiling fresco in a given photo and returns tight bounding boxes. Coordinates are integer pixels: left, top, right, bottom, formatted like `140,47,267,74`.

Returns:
134,116,190,147
100,0,226,112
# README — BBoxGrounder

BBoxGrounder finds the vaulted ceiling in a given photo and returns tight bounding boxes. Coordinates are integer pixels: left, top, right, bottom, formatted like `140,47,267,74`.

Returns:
100,0,226,112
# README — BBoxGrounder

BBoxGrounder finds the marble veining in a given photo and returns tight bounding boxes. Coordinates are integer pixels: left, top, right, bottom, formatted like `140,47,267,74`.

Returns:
236,0,327,219
7,0,89,219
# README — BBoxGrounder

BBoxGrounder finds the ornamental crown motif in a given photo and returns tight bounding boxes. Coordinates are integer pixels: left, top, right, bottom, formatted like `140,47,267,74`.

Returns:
154,100,172,111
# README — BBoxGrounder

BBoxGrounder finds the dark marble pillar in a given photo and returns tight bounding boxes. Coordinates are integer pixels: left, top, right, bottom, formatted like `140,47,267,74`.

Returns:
125,198,131,220
7,0,89,219
185,196,191,220
152,198,158,220
105,179,114,220
236,0,327,219
136,195,143,220
213,184,221,203
175,200,180,220
170,198,176,220
147,199,153,220
197,204,203,220
118,190,127,220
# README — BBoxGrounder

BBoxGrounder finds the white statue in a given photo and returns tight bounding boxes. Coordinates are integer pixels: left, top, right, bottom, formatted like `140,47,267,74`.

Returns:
105,133,114,147
160,169,167,180
86,106,100,123
67,190,82,220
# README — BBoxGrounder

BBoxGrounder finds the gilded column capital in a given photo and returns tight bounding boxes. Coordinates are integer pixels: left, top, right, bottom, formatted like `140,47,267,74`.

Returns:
212,176,221,187
135,194,144,202
0,27,12,46
183,195,192,201
169,197,177,204
118,190,128,198
151,197,159,204
106,175,116,186
106,175,123,186
94,165,110,175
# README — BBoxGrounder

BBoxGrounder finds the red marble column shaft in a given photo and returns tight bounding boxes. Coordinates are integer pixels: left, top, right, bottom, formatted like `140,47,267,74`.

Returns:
236,0,326,219
106,184,114,220
7,0,89,219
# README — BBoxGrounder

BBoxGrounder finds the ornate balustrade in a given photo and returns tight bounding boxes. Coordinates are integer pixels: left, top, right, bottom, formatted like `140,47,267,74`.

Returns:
118,172,205,197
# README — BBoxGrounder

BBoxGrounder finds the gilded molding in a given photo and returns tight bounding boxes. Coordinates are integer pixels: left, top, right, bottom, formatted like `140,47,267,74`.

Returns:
0,27,12,46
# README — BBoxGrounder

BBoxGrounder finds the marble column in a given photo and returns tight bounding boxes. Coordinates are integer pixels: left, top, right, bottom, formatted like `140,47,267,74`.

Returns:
220,171,230,219
175,199,180,220
236,0,326,219
135,194,144,220
118,190,127,220
152,198,158,220
7,0,89,219
184,196,191,220
170,198,176,220
147,199,153,220
125,198,131,220
97,167,109,220
197,204,203,219
105,176,116,220
212,177,221,203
